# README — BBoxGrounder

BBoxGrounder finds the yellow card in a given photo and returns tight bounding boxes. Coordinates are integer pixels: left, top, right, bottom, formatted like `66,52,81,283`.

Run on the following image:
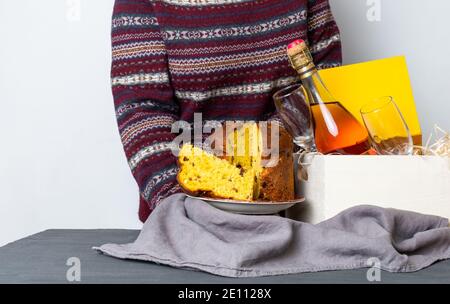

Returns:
318,56,422,145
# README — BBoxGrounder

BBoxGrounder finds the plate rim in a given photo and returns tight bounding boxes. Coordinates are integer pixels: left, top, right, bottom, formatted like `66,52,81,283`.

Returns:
185,194,305,206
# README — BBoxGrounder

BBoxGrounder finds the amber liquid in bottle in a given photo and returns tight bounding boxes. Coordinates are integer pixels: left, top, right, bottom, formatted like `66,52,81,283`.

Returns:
310,102,371,154
287,39,370,155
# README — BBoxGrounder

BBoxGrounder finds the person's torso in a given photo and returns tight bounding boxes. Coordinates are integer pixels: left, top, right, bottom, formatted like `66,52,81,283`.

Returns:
151,0,309,122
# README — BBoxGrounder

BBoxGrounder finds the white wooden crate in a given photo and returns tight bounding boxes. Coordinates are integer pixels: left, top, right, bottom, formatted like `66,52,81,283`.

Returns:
287,155,450,224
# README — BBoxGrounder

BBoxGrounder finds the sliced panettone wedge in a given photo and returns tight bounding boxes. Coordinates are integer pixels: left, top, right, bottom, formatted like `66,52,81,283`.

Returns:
177,144,255,201
177,122,295,202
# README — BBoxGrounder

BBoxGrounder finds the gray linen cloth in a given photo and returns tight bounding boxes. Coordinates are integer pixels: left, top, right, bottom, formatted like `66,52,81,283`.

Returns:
94,194,450,278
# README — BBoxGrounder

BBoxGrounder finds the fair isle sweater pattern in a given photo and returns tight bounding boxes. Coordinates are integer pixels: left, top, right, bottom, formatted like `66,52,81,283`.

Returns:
111,0,342,221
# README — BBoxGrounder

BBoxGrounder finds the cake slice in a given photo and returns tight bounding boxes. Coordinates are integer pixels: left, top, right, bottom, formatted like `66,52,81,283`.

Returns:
177,144,255,201
223,122,263,199
177,122,295,202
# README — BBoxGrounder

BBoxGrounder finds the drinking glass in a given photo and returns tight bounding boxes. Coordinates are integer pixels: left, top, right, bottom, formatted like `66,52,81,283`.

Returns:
360,96,413,155
273,83,316,151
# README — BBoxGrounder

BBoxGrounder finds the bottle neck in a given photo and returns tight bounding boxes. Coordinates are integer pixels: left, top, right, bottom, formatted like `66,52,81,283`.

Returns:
300,69,335,105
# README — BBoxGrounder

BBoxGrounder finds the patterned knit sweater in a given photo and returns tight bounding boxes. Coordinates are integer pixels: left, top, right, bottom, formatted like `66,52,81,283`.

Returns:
111,0,342,222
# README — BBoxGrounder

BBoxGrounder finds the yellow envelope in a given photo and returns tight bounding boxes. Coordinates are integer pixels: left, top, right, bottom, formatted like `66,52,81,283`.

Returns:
318,56,422,145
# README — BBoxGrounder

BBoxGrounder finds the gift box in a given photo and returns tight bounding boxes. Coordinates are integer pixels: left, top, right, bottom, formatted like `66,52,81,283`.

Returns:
283,55,450,223
288,155,450,224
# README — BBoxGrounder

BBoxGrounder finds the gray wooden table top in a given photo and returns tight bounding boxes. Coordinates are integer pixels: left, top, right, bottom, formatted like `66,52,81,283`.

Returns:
0,229,449,284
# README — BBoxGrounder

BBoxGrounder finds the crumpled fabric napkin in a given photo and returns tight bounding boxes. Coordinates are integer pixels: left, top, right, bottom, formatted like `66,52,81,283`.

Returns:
94,194,450,278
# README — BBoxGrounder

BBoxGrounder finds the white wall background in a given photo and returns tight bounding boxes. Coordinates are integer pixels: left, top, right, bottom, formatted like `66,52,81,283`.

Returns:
0,0,141,247
0,0,449,247
330,0,450,135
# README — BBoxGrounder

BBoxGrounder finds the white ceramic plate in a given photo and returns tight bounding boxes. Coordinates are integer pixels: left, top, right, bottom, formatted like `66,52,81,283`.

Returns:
185,194,305,215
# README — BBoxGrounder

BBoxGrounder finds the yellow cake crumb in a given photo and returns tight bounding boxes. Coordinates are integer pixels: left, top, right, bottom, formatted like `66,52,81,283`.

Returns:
178,144,255,201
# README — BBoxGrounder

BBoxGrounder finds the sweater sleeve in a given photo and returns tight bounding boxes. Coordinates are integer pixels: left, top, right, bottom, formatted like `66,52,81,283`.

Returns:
111,0,182,221
307,0,343,68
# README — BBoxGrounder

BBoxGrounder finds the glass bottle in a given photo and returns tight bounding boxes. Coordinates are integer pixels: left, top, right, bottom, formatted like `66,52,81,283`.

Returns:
287,39,370,155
